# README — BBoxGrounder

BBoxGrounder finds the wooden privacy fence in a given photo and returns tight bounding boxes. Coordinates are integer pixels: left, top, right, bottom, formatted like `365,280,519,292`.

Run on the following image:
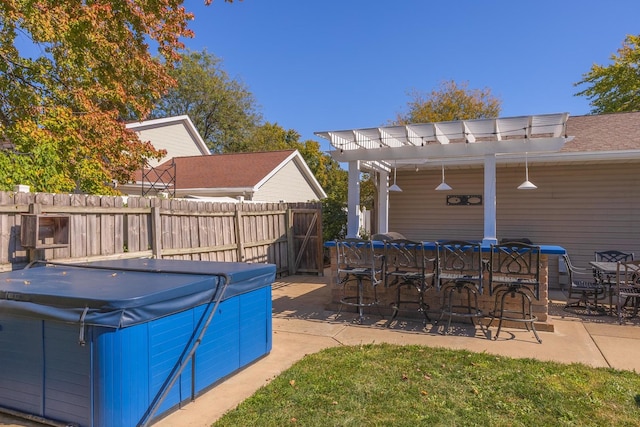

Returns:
0,191,323,276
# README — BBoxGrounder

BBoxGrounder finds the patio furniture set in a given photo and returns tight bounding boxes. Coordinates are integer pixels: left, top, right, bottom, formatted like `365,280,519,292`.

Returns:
334,239,543,343
563,250,640,323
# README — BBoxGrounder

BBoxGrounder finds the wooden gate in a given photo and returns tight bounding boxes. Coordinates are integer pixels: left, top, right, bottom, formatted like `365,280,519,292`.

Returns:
288,207,323,275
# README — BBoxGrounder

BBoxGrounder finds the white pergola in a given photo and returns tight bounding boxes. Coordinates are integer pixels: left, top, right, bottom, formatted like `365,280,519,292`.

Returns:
315,113,574,244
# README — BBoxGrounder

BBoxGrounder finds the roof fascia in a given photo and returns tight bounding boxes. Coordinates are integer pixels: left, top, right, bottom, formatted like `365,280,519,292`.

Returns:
176,187,255,195
503,149,640,164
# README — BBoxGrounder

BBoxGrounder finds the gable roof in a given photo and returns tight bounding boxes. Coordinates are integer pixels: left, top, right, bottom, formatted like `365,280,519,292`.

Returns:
126,115,210,158
153,149,326,198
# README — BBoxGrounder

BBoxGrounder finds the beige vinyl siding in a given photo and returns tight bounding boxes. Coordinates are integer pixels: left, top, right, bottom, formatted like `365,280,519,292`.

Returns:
389,167,485,242
134,122,208,167
388,162,640,288
255,160,320,202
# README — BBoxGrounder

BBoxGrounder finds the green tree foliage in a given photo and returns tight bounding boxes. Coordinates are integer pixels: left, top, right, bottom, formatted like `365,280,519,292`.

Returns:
393,80,501,125
321,197,347,242
151,50,262,153
575,34,640,114
359,173,376,211
0,0,236,193
237,121,298,153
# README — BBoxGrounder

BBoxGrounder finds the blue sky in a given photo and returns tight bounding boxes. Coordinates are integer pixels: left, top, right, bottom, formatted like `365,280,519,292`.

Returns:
184,0,639,152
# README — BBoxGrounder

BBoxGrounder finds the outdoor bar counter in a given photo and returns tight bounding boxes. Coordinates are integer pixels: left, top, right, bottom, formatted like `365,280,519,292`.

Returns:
325,241,566,332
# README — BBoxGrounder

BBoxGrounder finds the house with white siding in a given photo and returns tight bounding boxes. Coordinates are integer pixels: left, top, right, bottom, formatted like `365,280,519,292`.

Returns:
317,111,640,288
121,149,326,203
122,116,326,203
126,115,210,167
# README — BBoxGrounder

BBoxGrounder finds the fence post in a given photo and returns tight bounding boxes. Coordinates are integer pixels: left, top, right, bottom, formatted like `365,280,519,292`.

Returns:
235,204,244,262
316,202,325,276
151,206,161,259
286,207,295,275
26,203,42,264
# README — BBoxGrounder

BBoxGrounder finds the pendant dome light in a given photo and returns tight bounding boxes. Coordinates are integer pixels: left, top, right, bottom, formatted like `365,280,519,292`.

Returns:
435,163,452,191
389,163,402,192
517,152,537,190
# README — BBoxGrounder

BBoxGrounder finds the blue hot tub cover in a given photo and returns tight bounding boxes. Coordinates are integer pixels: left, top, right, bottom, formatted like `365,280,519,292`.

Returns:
0,259,276,329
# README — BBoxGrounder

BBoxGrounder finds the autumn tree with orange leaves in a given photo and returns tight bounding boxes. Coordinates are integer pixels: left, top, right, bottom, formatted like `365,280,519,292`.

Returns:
0,0,232,194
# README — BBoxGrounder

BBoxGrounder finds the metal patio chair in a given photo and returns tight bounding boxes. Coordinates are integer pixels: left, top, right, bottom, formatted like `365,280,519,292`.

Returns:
594,250,634,313
489,241,542,343
563,254,606,315
383,239,436,326
594,250,634,263
335,238,385,324
615,260,640,324
435,240,488,338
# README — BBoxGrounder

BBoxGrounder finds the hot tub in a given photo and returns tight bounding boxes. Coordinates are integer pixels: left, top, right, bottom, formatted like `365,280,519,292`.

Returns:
0,259,275,427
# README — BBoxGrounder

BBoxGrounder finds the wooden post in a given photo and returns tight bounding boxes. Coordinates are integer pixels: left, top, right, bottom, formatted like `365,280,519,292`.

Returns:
151,206,161,259
315,203,324,276
234,204,245,262
27,203,42,264
286,208,295,275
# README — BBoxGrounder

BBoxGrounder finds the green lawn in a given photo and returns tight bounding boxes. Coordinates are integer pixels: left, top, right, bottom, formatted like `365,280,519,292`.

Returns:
213,344,640,427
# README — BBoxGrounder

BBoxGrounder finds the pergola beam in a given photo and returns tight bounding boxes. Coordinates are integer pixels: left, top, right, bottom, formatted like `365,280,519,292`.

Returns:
329,137,569,163
316,113,573,241
317,113,569,155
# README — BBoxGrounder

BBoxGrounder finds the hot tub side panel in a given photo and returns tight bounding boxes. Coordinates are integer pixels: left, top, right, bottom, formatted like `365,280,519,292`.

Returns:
0,315,92,426
93,319,152,427
192,285,273,395
0,316,45,416
193,298,241,395
93,285,273,427
239,285,273,366
43,321,92,425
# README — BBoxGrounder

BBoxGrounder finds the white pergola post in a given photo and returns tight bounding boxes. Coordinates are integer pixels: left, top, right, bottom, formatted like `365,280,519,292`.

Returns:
347,161,360,238
483,154,497,244
378,170,389,234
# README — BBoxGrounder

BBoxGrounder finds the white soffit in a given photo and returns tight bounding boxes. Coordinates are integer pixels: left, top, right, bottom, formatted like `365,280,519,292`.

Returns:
316,113,572,163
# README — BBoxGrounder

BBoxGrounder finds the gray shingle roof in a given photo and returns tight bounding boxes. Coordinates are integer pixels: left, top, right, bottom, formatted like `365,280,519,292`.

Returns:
156,150,297,189
563,111,640,152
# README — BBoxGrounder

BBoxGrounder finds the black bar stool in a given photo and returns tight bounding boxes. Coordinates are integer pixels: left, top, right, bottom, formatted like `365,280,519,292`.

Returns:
488,241,542,343
335,238,385,324
435,240,488,337
383,239,435,326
